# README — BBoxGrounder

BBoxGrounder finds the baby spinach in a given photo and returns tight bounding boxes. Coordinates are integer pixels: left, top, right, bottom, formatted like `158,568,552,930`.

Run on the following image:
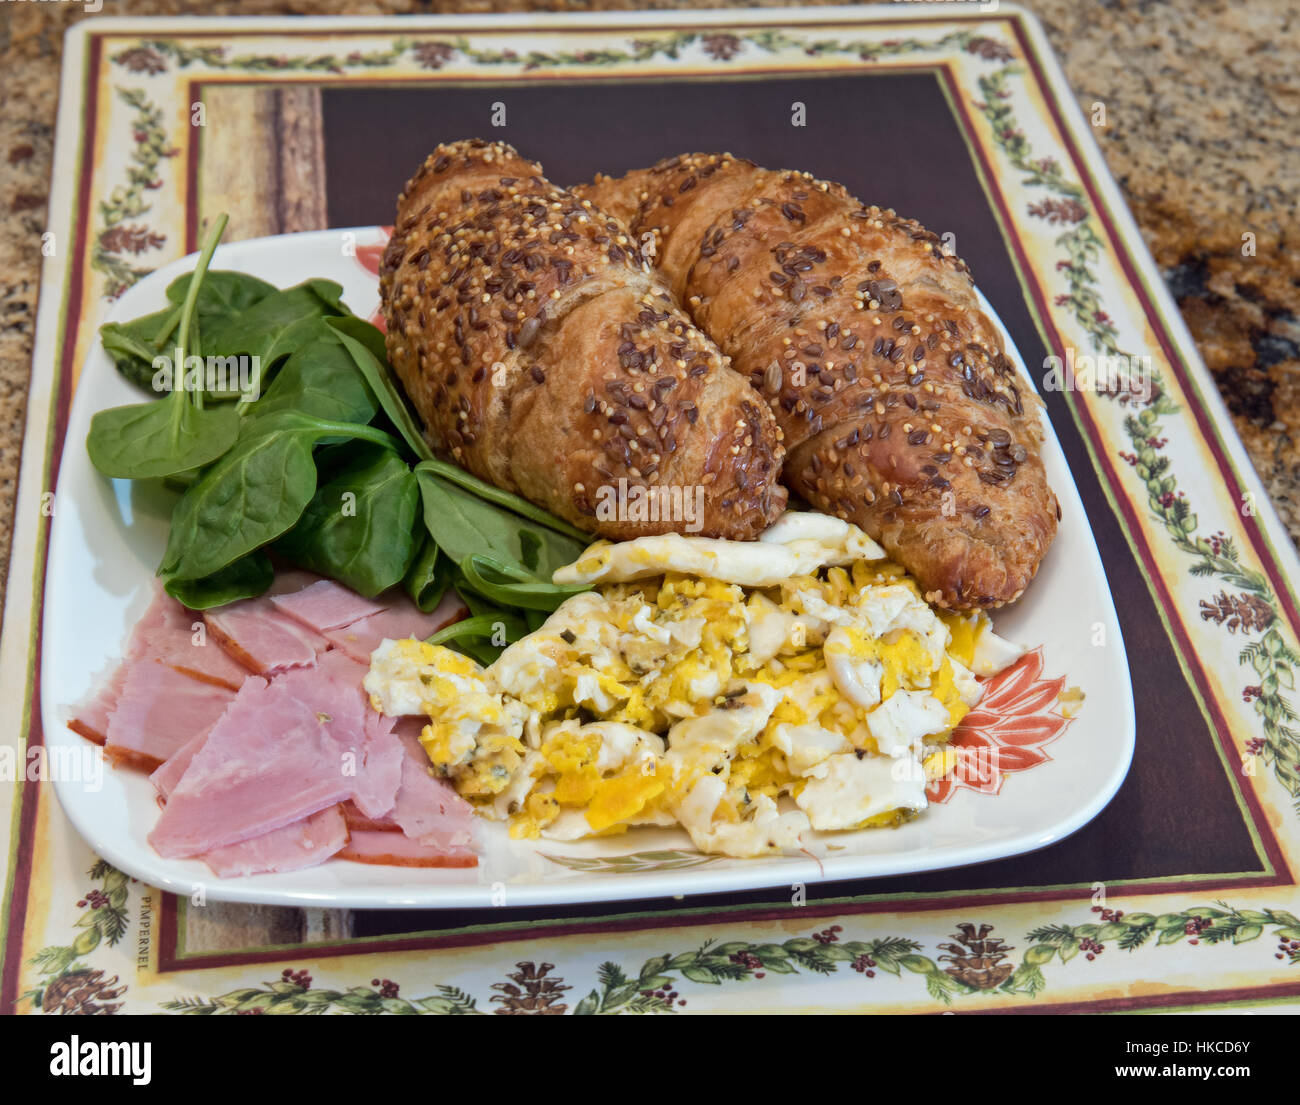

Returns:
91,211,603,624
86,399,240,480
275,443,419,597
86,215,241,479
202,281,347,368
165,269,278,317
160,411,401,582
162,551,274,610
459,554,589,612
403,536,452,612
427,612,528,650
327,319,434,462
416,457,590,542
248,337,378,427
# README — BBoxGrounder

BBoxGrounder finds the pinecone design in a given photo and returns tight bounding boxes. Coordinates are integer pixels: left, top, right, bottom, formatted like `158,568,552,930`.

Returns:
1199,591,1274,634
41,969,126,1015
937,923,1015,990
490,962,571,1015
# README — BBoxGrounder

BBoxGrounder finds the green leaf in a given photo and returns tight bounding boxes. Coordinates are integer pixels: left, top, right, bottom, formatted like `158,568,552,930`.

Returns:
328,317,433,461
403,536,452,612
427,612,527,648
680,965,721,985
247,337,378,427
87,398,240,479
166,268,278,315
1023,944,1056,966
200,280,346,367
416,457,591,543
160,412,399,581
163,551,274,609
275,444,419,597
1232,923,1264,944
457,554,589,613
573,991,600,1016
1157,926,1185,945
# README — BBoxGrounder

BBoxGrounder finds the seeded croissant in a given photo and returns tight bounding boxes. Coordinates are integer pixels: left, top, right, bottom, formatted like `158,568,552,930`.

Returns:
380,140,787,541
576,155,1058,608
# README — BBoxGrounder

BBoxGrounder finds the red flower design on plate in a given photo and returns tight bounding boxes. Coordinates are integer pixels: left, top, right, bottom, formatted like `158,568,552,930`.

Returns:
927,648,1073,804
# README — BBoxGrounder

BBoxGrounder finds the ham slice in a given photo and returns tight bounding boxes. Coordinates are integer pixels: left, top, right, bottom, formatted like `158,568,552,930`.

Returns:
204,600,327,674
127,587,250,689
336,720,477,867
68,663,129,746
339,829,476,868
201,806,349,877
270,580,387,633
69,586,247,742
148,650,402,858
149,732,208,800
390,720,476,852
325,591,466,663
104,661,236,772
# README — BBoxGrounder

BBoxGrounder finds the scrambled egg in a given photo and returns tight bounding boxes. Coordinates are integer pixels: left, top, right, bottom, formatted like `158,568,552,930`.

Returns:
364,512,1025,859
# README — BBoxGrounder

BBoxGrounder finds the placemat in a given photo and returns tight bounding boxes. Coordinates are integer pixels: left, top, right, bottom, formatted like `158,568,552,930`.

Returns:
4,6,1300,1014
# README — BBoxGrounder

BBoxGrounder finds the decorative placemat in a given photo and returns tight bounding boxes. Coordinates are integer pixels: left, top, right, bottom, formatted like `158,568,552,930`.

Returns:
4,6,1300,1014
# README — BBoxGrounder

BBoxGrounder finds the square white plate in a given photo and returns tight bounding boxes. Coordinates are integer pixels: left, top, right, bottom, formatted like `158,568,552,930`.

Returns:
42,228,1134,909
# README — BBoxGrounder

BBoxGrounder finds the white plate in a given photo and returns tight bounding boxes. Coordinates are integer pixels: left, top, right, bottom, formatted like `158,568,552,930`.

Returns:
42,228,1135,909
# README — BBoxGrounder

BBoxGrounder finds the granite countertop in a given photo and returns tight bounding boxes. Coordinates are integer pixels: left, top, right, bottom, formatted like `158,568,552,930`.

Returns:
1,0,1297,623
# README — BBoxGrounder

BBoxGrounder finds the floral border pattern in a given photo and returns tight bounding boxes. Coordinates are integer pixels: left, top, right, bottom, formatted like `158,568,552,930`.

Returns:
159,903,1300,1014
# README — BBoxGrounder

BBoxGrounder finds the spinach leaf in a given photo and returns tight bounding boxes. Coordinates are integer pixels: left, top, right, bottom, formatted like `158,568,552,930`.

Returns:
248,337,378,426
327,318,434,462
415,457,591,542
414,467,586,578
162,551,274,609
87,214,241,479
87,399,240,479
165,269,278,317
201,281,347,367
275,443,419,597
427,612,528,649
160,411,401,581
100,305,182,391
403,535,452,612
458,554,589,612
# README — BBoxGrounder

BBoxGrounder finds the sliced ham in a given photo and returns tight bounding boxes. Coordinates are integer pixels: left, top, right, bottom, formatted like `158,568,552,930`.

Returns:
339,828,476,868
127,586,249,690
340,800,399,833
201,805,349,877
148,650,402,858
325,591,466,663
336,720,477,867
68,586,246,743
204,600,327,675
270,580,387,633
68,662,130,746
104,661,236,772
390,720,477,852
149,732,208,800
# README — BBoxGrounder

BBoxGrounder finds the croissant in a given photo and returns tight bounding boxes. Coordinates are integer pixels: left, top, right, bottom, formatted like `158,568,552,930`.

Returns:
379,141,787,542
575,155,1058,608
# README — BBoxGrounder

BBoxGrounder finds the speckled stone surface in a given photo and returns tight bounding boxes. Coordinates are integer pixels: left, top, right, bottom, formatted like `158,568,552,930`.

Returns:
1,0,1297,625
